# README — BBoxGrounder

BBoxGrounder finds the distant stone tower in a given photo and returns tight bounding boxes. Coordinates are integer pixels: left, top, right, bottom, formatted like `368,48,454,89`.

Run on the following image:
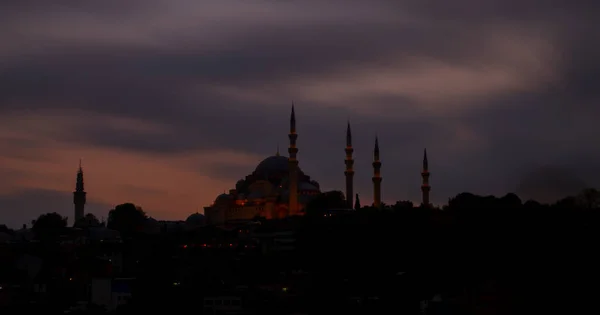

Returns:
421,149,431,207
73,159,86,224
372,137,382,208
344,121,354,209
288,104,299,215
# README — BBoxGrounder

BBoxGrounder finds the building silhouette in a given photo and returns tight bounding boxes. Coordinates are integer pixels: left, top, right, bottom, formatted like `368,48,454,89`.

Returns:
62,108,433,226
345,121,354,209
372,136,382,208
421,149,431,207
73,159,86,224
204,105,321,225
203,105,433,224
288,104,300,216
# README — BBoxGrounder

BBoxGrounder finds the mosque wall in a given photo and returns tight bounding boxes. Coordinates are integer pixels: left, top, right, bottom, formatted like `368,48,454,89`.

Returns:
225,205,265,221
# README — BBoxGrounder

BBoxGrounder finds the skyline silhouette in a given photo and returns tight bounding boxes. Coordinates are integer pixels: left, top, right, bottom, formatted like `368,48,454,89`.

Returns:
1,0,598,226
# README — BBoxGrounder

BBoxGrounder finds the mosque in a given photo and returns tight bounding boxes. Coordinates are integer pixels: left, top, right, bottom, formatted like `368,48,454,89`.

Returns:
67,106,431,226
203,105,432,225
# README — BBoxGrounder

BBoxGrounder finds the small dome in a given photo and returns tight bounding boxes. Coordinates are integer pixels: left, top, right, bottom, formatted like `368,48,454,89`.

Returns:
186,213,205,225
255,155,290,175
215,193,232,202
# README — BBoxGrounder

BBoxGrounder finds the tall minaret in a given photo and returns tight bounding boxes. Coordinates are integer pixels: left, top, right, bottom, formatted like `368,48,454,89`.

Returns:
372,136,382,208
288,104,299,215
73,159,86,224
421,148,431,207
344,121,354,209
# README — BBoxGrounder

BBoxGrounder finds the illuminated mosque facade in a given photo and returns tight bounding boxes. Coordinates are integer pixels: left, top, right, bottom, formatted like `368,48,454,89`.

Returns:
204,105,432,225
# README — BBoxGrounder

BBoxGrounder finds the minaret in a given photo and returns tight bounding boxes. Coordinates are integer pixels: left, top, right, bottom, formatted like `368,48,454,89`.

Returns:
372,136,382,208
344,121,354,209
288,104,299,215
421,148,431,207
73,159,86,224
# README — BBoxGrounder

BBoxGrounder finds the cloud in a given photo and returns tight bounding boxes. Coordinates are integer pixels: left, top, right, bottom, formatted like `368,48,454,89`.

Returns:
0,0,599,221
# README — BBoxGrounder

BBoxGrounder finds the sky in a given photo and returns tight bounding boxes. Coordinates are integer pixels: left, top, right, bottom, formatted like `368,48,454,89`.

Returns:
0,0,598,227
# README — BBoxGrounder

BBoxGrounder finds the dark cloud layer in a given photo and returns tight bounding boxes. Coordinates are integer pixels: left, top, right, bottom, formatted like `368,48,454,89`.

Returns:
1,0,599,223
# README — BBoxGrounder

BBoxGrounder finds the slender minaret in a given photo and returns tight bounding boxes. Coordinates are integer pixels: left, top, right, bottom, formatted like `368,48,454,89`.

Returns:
421,148,431,207
344,121,354,209
73,159,86,224
288,104,299,215
372,136,382,208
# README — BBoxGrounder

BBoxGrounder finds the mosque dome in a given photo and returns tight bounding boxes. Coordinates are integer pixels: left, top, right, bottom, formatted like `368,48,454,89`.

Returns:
186,213,206,225
254,155,292,176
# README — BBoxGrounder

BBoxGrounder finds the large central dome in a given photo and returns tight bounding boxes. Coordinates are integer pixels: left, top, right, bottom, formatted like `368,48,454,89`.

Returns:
254,155,291,175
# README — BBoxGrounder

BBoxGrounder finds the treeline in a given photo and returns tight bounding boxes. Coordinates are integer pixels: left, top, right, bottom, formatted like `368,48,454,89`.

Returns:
298,188,600,269
2,188,599,260
0,203,149,240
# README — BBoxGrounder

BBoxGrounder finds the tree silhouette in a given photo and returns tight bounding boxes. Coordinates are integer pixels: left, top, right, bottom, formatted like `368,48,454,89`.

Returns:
392,200,414,211
107,203,147,237
354,193,361,210
554,196,578,210
576,188,600,210
523,199,543,209
500,193,522,207
305,190,347,215
74,213,101,229
32,212,67,239
0,224,12,235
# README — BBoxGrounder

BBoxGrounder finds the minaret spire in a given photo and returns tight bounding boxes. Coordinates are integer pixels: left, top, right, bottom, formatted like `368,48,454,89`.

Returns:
372,136,382,208
290,102,296,133
276,143,280,156
421,148,431,207
73,159,87,225
344,121,354,209
288,103,299,216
